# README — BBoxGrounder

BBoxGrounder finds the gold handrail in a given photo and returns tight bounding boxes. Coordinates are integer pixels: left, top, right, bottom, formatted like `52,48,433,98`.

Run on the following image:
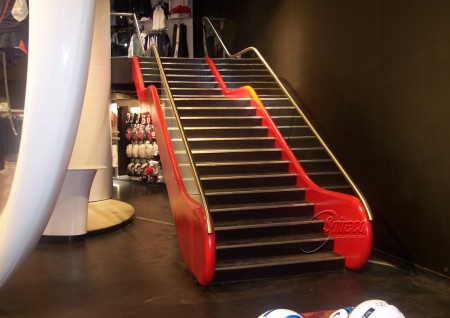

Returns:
146,45,213,233
202,16,373,220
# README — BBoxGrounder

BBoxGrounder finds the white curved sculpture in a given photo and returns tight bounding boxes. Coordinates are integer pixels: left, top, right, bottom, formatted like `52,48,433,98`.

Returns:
0,0,96,287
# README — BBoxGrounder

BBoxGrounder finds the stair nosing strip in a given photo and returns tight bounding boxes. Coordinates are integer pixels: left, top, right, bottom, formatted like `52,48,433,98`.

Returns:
192,148,282,154
196,160,290,166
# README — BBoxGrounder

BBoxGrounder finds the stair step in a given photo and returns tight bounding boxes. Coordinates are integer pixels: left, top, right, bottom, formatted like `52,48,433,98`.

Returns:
162,62,209,70
213,63,266,70
210,201,315,223
170,88,223,96
307,171,346,184
213,252,345,282
192,148,282,162
299,159,337,172
285,136,320,148
163,69,213,76
222,75,273,82
214,215,320,229
226,82,279,89
174,97,251,107
212,58,261,64
292,147,329,160
205,186,305,205
322,185,354,195
161,57,205,63
143,75,161,82
219,69,271,76
183,126,268,138
214,217,324,241
200,172,297,189
196,160,290,175
165,74,215,82
186,136,275,150
252,88,284,95
214,233,336,264
271,116,305,126
180,116,262,127
168,81,219,89
278,125,312,136
140,68,160,75
265,106,297,116
216,232,329,248
177,106,257,117
260,98,292,106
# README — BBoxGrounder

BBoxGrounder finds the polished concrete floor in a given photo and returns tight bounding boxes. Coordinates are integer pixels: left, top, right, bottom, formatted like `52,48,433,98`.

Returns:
0,178,449,317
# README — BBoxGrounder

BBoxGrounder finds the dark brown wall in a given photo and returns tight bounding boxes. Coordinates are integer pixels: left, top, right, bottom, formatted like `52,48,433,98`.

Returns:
195,0,450,276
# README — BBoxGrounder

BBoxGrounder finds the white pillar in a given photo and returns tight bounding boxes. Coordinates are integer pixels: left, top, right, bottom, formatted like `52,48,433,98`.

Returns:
0,0,96,288
70,0,112,202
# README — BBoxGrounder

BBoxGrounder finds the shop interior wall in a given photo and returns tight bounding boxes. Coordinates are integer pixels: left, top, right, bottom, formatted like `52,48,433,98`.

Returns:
194,0,450,276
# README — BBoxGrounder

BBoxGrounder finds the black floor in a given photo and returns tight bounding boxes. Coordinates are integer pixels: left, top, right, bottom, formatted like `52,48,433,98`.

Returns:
0,180,448,317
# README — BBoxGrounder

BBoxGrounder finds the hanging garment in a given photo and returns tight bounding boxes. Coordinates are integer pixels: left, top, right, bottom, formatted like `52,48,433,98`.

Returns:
152,5,166,30
144,31,172,57
11,0,28,22
172,23,188,58
0,0,28,52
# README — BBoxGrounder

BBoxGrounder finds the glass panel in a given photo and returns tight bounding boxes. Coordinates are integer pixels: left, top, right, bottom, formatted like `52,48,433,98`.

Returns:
154,59,202,203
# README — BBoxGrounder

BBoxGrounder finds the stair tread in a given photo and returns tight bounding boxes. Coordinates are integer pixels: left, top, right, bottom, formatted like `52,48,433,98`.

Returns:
215,251,344,270
201,172,295,180
187,136,274,141
196,160,290,166
173,95,225,98
308,171,342,176
205,186,304,196
192,148,281,154
174,97,250,100
180,116,261,119
216,232,329,248
214,215,322,229
177,106,255,109
184,126,266,130
210,200,314,212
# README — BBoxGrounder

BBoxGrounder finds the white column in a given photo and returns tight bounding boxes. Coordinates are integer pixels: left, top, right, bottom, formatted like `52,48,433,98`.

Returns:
0,0,96,288
70,0,112,202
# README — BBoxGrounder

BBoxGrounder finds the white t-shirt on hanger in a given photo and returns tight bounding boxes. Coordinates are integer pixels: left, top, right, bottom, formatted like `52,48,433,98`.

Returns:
152,5,166,30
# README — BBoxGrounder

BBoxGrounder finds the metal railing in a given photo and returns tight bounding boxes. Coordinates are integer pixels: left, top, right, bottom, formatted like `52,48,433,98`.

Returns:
202,16,373,220
145,45,213,233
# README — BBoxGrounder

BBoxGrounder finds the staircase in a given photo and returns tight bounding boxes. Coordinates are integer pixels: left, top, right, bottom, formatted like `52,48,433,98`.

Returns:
137,57,346,282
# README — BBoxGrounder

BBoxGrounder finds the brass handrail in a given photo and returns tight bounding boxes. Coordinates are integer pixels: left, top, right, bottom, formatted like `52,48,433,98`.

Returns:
146,45,213,233
202,16,373,220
